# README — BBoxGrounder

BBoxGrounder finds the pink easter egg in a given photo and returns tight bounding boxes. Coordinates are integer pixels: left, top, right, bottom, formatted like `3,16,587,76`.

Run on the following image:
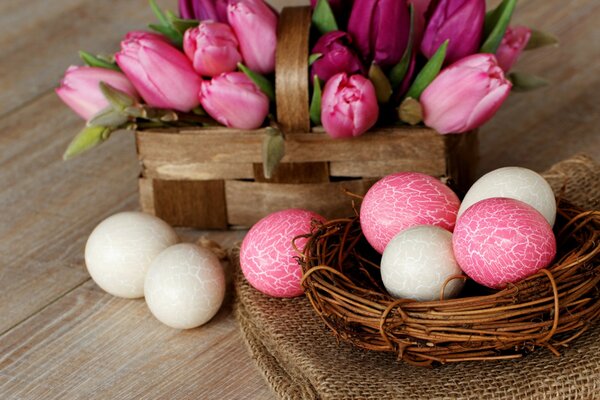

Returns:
453,198,556,289
360,172,460,253
240,209,325,298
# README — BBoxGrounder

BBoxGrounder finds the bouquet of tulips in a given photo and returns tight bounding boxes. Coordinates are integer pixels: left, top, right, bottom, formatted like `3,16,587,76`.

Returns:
57,0,556,160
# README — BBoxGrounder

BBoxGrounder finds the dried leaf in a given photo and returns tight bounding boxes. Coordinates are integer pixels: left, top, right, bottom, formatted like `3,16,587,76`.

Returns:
368,63,393,103
398,97,423,125
525,29,559,50
262,128,285,179
509,72,549,92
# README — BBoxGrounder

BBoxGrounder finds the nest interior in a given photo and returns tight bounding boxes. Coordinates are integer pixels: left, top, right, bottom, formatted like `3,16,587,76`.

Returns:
299,202,600,366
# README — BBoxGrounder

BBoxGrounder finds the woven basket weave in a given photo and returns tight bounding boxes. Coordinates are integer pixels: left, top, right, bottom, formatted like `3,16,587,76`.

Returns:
234,154,600,400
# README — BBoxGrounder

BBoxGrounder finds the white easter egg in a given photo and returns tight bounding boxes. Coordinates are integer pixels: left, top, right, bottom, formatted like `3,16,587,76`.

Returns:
381,226,464,301
144,243,226,329
85,212,179,298
458,166,556,226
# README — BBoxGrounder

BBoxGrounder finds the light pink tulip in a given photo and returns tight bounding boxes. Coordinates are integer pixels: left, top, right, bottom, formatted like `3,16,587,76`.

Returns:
227,0,278,74
199,72,269,129
421,54,512,134
115,31,202,112
321,73,379,138
184,22,242,77
56,66,139,120
496,26,532,72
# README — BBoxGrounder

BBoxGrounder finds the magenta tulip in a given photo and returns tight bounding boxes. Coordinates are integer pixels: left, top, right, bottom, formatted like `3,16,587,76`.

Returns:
115,31,202,112
321,73,379,138
56,66,139,120
199,72,269,129
420,54,512,134
421,0,485,65
496,26,532,72
348,0,410,68
179,0,228,22
227,0,278,74
311,31,364,82
184,22,242,77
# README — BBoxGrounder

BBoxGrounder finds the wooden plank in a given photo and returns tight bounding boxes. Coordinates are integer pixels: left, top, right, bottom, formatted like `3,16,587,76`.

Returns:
445,131,479,196
330,158,446,178
136,127,446,164
138,178,156,214
252,162,331,183
0,280,274,400
152,180,228,229
225,179,377,227
143,160,255,180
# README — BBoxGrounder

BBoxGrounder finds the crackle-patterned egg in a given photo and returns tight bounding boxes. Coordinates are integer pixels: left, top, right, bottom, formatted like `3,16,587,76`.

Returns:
458,166,556,226
144,243,225,329
85,212,179,298
360,172,460,253
453,198,556,289
381,226,465,301
240,209,325,298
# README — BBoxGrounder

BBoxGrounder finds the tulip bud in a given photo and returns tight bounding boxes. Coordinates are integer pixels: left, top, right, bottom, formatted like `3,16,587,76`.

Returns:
420,53,512,134
228,0,278,74
421,0,485,65
495,26,532,72
321,72,379,138
199,72,269,129
311,31,364,82
179,0,228,22
115,31,203,112
184,22,242,77
56,66,139,121
348,0,410,68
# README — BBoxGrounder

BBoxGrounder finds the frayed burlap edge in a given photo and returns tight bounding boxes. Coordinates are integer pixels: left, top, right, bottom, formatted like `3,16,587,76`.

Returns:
234,154,600,400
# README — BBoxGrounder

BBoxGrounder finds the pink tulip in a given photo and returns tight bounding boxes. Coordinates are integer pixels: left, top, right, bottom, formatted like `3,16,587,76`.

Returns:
227,0,278,74
496,26,532,72
321,73,379,138
179,0,229,22
421,54,512,134
115,31,202,112
421,0,485,65
199,72,269,129
184,22,242,77
311,31,364,82
56,66,139,120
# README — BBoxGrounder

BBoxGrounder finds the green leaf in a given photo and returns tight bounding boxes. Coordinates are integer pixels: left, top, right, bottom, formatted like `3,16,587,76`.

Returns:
148,24,183,47
405,40,448,100
509,72,549,92
309,53,323,66
312,0,338,34
368,63,393,103
481,0,517,54
310,75,323,125
389,4,415,88
525,29,559,50
79,51,120,71
99,82,136,111
149,0,170,27
88,107,129,128
166,10,199,34
397,97,423,125
262,127,285,179
63,126,112,160
238,63,275,101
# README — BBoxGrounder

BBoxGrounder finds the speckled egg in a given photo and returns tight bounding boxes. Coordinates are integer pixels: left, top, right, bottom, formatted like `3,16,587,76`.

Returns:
144,243,225,329
453,198,556,289
381,226,465,301
360,172,460,253
85,212,179,298
458,166,556,226
240,209,325,298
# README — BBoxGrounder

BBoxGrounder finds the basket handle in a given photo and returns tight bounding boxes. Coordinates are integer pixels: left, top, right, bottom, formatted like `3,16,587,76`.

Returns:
275,6,312,133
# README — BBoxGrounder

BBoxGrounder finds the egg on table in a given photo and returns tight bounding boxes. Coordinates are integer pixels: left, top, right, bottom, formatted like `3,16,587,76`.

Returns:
453,198,556,289
458,166,556,226
360,172,461,253
85,212,179,298
381,225,465,301
240,208,325,298
144,243,226,329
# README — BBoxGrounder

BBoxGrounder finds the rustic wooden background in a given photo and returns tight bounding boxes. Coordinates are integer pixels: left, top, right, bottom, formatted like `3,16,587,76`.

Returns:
0,0,598,399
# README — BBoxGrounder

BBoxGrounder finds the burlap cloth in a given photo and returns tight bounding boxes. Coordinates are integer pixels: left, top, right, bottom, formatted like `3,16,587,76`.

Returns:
234,154,600,400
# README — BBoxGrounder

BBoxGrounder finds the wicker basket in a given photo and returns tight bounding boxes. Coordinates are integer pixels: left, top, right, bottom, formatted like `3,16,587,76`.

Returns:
298,201,600,366
135,6,478,229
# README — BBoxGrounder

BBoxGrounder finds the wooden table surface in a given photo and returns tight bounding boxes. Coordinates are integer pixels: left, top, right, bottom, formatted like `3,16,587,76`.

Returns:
1,0,598,399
